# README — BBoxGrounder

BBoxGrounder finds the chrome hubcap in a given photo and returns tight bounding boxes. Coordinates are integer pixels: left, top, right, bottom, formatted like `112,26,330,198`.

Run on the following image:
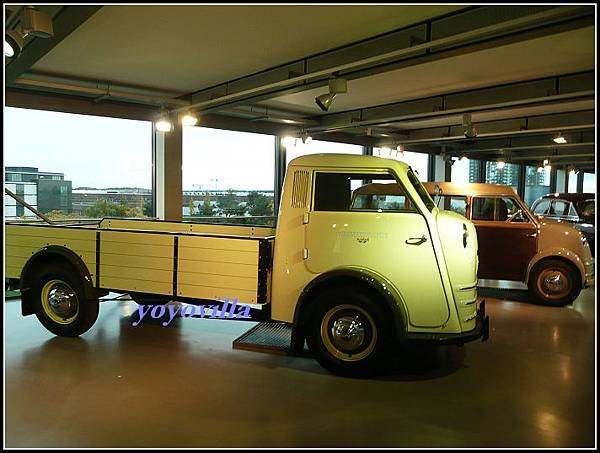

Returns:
321,304,377,362
41,280,79,324
331,316,365,351
537,268,571,300
544,272,566,293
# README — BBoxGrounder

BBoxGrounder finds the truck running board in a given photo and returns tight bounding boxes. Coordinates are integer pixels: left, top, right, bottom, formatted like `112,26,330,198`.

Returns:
232,322,310,356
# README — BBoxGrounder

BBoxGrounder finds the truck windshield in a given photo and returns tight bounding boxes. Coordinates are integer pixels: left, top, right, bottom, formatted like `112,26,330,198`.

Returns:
407,169,435,211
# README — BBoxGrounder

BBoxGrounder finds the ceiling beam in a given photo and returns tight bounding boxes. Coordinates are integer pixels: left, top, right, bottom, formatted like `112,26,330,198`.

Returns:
5,6,103,85
307,71,594,134
178,5,593,115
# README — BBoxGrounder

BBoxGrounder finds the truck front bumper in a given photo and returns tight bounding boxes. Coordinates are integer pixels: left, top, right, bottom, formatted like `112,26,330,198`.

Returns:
405,300,490,345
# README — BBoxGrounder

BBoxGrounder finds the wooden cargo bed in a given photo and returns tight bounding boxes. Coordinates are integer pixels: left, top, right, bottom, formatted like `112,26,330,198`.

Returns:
5,218,275,305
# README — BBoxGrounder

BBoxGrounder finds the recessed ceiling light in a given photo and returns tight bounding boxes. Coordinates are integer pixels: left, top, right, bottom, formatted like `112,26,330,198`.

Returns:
553,133,567,144
181,112,198,127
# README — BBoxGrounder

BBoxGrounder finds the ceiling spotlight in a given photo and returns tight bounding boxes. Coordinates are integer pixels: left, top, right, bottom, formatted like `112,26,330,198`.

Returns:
553,133,567,144
315,77,347,112
496,161,506,170
5,7,54,59
181,112,198,127
155,110,173,132
301,133,312,145
315,93,336,112
462,113,477,138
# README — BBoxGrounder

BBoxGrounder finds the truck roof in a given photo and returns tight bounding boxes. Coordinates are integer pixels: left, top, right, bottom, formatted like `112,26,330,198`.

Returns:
422,182,519,198
288,153,410,171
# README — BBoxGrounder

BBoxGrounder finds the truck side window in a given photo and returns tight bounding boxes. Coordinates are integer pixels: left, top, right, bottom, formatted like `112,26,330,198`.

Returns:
314,172,415,212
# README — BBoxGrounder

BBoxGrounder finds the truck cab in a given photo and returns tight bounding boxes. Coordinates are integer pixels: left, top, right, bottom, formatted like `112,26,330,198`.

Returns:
271,155,487,374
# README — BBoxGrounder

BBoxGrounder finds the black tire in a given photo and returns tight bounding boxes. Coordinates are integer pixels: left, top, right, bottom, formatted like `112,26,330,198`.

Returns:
306,286,393,377
32,263,99,337
129,292,172,305
529,259,582,307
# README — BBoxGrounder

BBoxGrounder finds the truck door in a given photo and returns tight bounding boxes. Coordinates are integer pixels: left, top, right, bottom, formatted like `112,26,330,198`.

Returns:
471,196,538,282
304,171,450,328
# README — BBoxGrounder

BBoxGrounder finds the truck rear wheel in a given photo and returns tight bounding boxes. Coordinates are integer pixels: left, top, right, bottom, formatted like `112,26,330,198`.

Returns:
32,264,99,337
529,259,582,307
306,288,392,377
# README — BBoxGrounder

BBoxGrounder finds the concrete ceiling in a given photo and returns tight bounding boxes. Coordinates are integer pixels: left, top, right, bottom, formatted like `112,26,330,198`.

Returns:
5,5,595,170
261,26,595,115
30,5,465,93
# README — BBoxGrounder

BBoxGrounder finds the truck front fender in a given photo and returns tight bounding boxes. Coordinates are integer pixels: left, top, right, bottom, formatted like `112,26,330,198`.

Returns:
292,267,409,349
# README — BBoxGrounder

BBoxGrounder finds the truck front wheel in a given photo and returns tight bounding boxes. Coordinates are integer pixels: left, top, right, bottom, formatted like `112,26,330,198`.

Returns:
32,264,99,337
306,288,392,377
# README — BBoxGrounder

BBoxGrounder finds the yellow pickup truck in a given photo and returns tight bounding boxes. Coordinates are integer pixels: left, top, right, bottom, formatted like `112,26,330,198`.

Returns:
5,154,488,376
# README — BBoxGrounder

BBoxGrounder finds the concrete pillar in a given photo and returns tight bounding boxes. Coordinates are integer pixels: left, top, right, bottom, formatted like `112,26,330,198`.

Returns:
154,120,182,221
273,136,286,216
434,155,446,181
555,168,566,193
577,171,584,193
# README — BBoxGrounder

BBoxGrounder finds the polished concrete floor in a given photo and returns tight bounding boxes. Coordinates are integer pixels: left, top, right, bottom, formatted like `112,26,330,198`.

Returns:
4,288,596,448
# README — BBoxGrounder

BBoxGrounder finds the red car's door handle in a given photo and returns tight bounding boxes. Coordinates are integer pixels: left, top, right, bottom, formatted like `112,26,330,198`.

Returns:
526,233,537,238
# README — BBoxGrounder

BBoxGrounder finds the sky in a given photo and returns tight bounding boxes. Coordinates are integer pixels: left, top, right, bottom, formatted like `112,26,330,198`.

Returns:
5,107,153,189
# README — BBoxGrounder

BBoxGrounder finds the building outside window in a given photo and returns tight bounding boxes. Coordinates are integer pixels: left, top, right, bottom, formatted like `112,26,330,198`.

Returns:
583,172,596,193
284,138,363,168
373,148,429,182
524,165,551,206
4,108,153,221
485,161,520,192
451,157,481,184
183,127,275,225
568,171,578,193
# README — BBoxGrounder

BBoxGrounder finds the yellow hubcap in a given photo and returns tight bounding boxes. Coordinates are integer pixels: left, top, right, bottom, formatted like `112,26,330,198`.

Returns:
41,279,79,324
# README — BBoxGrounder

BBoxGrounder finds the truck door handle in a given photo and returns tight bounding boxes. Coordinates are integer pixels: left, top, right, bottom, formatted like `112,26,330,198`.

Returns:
405,235,427,245
526,233,537,238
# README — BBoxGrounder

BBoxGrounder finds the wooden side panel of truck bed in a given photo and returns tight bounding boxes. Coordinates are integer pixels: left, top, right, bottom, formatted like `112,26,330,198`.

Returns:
99,230,174,295
177,235,262,302
5,224,97,280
